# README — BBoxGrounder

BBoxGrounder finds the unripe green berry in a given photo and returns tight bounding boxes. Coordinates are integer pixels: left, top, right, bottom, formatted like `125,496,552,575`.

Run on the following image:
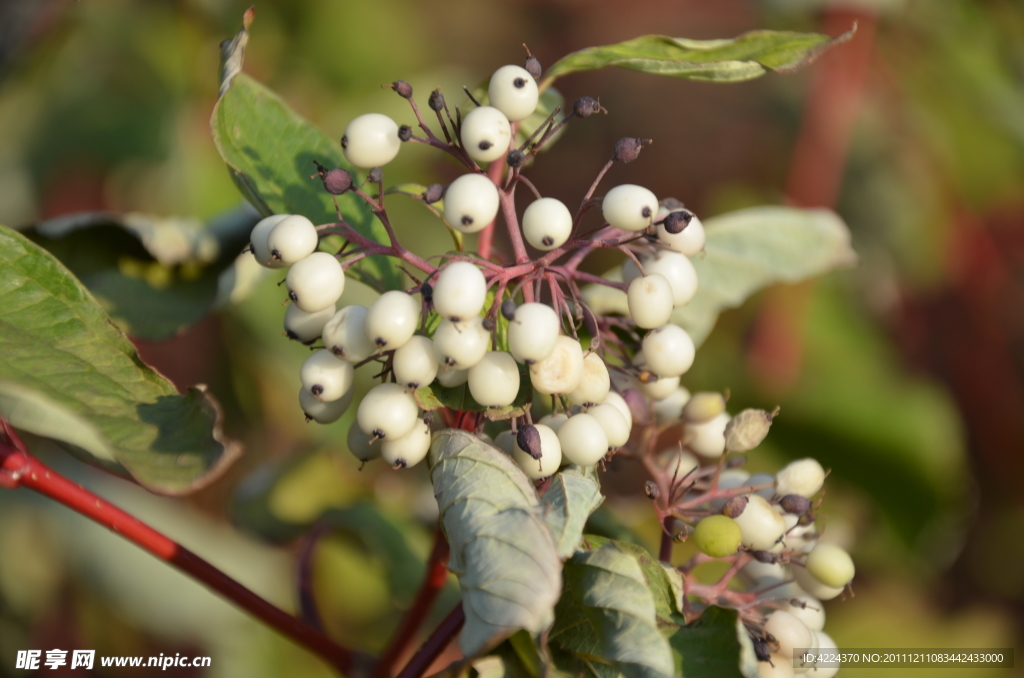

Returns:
804,543,854,589
694,515,742,557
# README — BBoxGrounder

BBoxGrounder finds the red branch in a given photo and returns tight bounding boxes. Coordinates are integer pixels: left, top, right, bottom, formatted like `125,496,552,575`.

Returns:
373,524,450,678
0,422,357,675
395,605,465,678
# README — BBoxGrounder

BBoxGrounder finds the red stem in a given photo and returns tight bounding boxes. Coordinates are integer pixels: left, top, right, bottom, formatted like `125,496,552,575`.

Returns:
658,516,674,563
394,605,465,678
373,524,451,678
0,423,357,676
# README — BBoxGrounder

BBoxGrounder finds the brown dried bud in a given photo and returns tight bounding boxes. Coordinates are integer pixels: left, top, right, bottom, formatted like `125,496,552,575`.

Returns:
428,89,445,112
722,495,749,519
724,408,776,453
662,209,693,234
779,494,812,515
752,635,772,662
391,80,413,98
517,425,543,460
644,480,661,500
572,96,604,118
525,55,542,80
313,161,353,195
398,124,412,142
681,392,727,424
482,316,496,332
507,149,526,168
750,550,779,564
612,137,651,164
367,167,384,183
501,299,517,321
423,183,444,204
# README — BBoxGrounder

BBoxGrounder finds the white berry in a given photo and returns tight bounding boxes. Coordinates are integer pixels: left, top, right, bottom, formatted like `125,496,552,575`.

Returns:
758,655,795,678
286,252,345,313
803,632,839,677
433,317,489,370
357,382,419,440
775,459,826,498
460,105,512,163
522,197,573,251
299,385,352,424
587,402,630,449
285,303,335,344
600,391,633,430
783,594,825,633
804,543,854,589
250,214,289,269
322,305,377,363
537,412,568,432
642,324,695,378
347,423,380,463
393,336,440,389
444,174,500,234
435,365,469,387
657,207,706,256
300,349,355,402
640,374,680,401
468,351,521,407
627,274,674,328
529,335,584,395
495,429,516,455
567,352,611,406
763,611,815,663
433,261,487,321
342,113,401,168
364,290,420,350
602,184,658,232
557,413,609,466
686,411,729,458
644,251,698,308
381,417,432,468
508,302,560,364
652,385,692,425
488,64,539,122
733,494,788,551
512,424,562,479
792,566,845,601
267,214,319,265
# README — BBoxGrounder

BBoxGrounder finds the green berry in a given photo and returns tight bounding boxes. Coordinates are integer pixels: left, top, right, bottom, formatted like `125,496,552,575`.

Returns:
693,515,742,557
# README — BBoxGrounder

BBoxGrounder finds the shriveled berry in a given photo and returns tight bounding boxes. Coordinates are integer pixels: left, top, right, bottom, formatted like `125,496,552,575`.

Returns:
516,424,542,460
573,97,603,118
724,408,775,453
423,183,444,204
507,149,525,168
314,161,353,195
398,125,412,142
367,167,384,183
391,80,413,98
612,137,650,164
524,55,542,80
780,494,812,515
500,299,517,321
722,495,749,519
428,89,445,112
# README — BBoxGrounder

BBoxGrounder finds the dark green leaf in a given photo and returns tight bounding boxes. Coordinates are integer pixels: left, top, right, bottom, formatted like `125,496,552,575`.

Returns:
577,535,682,624
665,606,759,678
0,225,240,494
429,429,562,656
212,61,401,290
541,466,604,559
542,28,856,86
26,207,259,339
550,543,674,678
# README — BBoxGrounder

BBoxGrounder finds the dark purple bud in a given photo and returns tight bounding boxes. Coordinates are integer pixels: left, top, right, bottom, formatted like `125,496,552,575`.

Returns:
573,96,603,118
423,183,444,204
391,80,413,98
662,209,693,234
482,316,496,332
780,494,812,515
367,167,383,183
398,125,412,142
429,89,445,112
613,137,651,164
722,495,749,519
517,425,543,460
501,299,517,321
752,635,772,662
420,282,433,304
507,149,526,168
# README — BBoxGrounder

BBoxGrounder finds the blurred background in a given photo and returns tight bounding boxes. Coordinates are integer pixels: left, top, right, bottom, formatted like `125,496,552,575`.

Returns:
0,0,1022,676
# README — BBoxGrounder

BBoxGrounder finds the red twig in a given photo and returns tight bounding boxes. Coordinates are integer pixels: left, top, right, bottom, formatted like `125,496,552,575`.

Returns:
373,524,451,678
394,605,465,678
0,422,357,675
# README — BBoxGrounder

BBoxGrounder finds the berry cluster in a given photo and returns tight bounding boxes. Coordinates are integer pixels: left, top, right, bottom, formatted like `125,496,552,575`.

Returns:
246,53,852,676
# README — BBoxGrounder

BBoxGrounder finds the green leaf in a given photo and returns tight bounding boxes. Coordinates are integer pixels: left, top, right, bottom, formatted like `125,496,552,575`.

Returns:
0,225,239,494
674,207,856,346
577,535,682,624
26,207,259,339
542,28,856,87
211,58,401,290
540,466,604,559
550,543,674,678
664,607,760,678
429,429,562,656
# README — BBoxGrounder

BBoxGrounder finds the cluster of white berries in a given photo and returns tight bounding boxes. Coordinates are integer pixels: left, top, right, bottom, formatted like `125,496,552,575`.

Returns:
248,54,852,676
